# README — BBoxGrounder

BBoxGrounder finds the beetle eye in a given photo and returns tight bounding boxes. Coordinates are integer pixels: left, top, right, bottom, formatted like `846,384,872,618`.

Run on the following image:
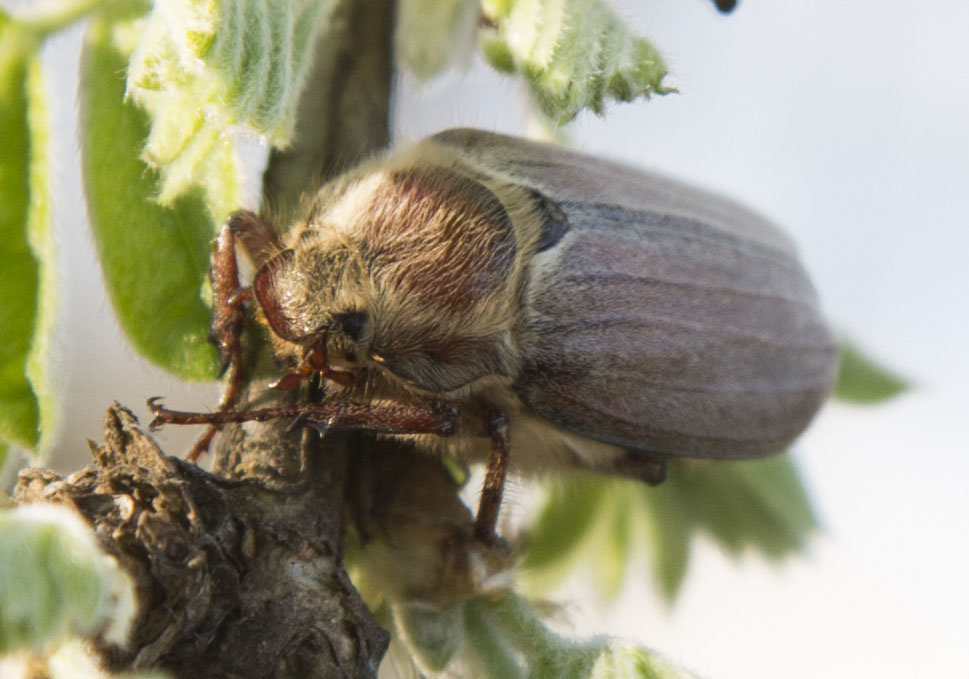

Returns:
332,311,367,343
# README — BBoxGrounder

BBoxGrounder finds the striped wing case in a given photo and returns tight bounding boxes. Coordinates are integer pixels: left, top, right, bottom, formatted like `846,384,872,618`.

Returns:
432,129,838,459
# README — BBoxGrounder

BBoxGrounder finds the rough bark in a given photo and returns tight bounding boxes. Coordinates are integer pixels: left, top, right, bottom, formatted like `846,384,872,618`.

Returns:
16,404,388,678
13,397,496,678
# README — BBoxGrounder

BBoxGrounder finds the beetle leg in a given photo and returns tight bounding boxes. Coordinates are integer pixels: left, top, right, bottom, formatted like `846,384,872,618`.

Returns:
226,209,284,269
474,412,510,544
149,397,458,438
187,223,251,462
612,452,668,486
209,223,248,376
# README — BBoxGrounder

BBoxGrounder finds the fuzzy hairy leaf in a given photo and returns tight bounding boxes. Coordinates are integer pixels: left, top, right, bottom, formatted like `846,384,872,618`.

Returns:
0,505,135,653
834,342,907,404
80,7,219,380
462,600,526,679
395,592,705,678
126,0,337,217
396,603,464,673
591,644,703,679
480,0,672,123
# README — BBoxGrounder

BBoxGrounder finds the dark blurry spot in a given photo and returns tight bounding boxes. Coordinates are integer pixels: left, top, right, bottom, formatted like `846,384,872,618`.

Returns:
333,311,368,342
713,0,737,13
533,191,569,252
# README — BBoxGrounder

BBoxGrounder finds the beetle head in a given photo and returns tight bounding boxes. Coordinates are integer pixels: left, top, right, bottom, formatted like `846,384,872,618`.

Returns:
253,243,371,386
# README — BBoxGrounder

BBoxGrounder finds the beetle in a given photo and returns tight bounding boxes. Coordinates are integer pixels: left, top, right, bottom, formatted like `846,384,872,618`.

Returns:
151,128,839,541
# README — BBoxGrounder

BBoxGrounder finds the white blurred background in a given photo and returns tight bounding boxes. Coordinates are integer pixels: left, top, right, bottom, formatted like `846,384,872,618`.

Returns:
18,1,969,678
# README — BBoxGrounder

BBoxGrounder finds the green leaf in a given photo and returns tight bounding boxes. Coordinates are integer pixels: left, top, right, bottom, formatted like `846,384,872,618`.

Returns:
0,15,41,450
590,644,702,679
637,480,691,601
833,342,907,404
591,487,632,599
0,13,60,456
522,455,817,602
463,599,525,679
24,46,59,456
0,505,135,653
480,0,672,124
80,7,219,380
477,594,597,679
396,0,478,79
125,0,338,217
519,474,609,581
673,456,818,560
392,592,704,679
395,602,464,673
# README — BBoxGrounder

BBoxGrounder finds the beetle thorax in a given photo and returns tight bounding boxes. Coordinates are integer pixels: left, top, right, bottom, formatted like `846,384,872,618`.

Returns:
252,162,532,395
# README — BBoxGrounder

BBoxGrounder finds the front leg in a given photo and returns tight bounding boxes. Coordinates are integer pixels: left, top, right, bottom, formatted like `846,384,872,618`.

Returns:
185,210,288,461
153,395,512,544
187,221,251,461
149,398,458,438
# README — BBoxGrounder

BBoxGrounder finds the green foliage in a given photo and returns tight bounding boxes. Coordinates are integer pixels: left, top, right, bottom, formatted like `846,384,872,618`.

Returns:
397,0,478,78
521,455,818,602
126,0,338,217
0,505,135,654
834,342,908,404
0,14,40,451
24,42,58,456
0,13,58,455
480,0,672,123
519,472,611,578
649,456,817,596
461,600,528,679
590,644,702,679
397,603,465,672
80,7,219,381
395,593,701,679
639,478,690,601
